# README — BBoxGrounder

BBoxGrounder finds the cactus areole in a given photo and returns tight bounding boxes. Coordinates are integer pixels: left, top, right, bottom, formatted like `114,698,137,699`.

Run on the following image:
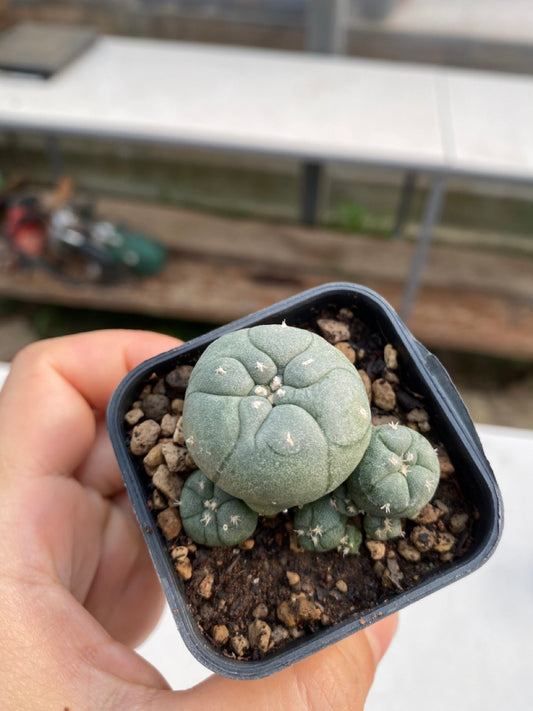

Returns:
182,324,372,515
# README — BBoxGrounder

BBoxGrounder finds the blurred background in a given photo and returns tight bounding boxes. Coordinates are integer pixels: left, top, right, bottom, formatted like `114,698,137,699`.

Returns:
1,0,533,429
0,2,531,709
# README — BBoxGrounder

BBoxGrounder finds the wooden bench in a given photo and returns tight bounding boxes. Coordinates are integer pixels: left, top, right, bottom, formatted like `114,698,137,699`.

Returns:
1,35,532,320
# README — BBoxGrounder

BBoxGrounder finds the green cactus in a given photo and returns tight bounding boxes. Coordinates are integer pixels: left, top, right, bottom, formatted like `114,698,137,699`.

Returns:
363,514,403,541
179,469,258,547
182,324,371,515
338,523,363,555
294,495,348,552
346,423,440,523
329,482,359,517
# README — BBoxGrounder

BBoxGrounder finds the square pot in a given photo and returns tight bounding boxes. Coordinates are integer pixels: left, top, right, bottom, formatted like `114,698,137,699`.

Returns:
107,282,503,680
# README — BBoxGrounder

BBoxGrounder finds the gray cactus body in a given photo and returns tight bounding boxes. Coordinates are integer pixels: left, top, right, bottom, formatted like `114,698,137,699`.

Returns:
179,469,258,547
182,324,371,515
294,495,348,552
346,423,440,520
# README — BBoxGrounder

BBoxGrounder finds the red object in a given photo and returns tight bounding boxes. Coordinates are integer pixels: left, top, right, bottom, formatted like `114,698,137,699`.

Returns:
3,203,47,257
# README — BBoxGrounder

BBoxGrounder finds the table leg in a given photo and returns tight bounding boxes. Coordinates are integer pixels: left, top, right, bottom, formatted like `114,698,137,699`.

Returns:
393,170,417,240
400,174,446,323
45,134,65,180
300,161,322,226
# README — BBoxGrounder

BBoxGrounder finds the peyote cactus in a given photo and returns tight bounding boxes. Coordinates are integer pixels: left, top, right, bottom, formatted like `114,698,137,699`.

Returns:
338,524,363,556
182,324,372,515
346,423,440,537
363,515,403,541
180,469,258,546
293,495,348,552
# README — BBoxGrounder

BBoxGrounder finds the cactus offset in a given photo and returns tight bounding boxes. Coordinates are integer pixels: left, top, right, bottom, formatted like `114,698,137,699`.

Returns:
293,495,348,553
182,324,371,515
346,423,440,538
179,469,258,547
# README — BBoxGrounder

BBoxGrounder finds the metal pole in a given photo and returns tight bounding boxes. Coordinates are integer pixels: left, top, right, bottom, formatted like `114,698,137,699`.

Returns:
392,170,417,240
400,174,446,323
300,161,321,225
305,0,351,54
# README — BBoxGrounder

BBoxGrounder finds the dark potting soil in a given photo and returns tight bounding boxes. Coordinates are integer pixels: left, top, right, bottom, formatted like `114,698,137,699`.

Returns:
124,308,475,662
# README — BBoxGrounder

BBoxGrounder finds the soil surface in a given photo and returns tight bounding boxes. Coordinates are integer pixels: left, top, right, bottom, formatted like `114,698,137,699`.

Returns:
125,308,475,662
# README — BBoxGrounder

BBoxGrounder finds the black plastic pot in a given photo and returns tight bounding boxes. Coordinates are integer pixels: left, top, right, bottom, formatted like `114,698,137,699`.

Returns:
107,282,503,680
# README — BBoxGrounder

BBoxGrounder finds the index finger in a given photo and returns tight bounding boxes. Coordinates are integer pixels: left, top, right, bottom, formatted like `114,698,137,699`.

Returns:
0,330,182,481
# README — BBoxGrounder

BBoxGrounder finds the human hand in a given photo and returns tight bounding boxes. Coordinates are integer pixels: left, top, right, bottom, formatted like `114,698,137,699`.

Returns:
0,330,397,710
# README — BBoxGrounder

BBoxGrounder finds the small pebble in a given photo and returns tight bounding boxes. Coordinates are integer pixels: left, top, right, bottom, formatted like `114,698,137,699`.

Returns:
291,595,322,624
170,545,189,562
384,369,400,385
160,413,179,438
384,344,398,369
157,507,182,541
198,573,215,599
276,600,297,628
335,579,348,594
286,571,300,586
410,525,437,553
434,531,456,553
124,407,144,426
252,603,269,619
433,499,450,517
161,441,188,473
173,416,185,446
413,503,441,525
230,634,250,657
153,464,183,502
175,556,192,581
153,378,167,395
317,318,350,344
212,624,230,646
165,365,194,391
365,540,386,560
270,625,290,646
141,393,170,421
171,398,184,415
130,419,161,456
248,619,271,654
407,407,429,424
335,341,356,364
450,512,469,534
397,539,421,562
372,378,396,411
151,489,167,510
143,442,164,474
238,538,255,550
338,307,354,320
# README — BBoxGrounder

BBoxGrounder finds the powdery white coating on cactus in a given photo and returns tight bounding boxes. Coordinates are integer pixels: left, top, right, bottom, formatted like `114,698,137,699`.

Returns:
363,514,403,541
180,470,258,547
294,495,348,553
182,324,372,515
346,424,440,520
